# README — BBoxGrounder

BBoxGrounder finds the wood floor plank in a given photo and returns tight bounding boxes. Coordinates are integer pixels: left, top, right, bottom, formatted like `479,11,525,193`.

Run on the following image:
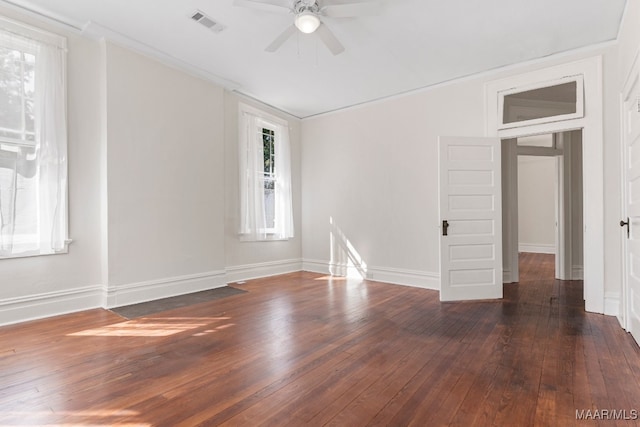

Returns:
416,305,505,426
1,255,640,426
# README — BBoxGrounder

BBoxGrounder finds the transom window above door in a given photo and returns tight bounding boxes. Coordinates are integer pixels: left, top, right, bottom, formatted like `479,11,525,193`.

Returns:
498,75,584,130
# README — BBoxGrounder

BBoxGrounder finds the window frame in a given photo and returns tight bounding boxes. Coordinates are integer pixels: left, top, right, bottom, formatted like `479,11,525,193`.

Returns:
0,15,70,260
259,124,277,234
238,103,292,241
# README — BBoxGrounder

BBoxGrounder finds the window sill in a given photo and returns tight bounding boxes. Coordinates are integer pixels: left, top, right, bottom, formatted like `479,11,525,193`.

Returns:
0,239,73,260
239,234,291,242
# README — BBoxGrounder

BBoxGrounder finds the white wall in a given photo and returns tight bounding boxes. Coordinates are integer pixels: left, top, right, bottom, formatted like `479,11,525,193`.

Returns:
103,43,227,306
223,92,302,282
518,156,556,253
0,5,104,324
302,79,486,288
301,44,620,295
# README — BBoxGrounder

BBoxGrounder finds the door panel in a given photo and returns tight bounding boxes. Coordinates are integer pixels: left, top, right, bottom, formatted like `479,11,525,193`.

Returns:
439,136,503,301
623,65,640,346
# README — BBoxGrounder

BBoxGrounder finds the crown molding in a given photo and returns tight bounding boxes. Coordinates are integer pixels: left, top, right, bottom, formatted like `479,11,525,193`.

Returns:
82,21,240,91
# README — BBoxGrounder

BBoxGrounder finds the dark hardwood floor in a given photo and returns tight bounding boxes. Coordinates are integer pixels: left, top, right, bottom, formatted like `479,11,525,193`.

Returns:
1,253,640,426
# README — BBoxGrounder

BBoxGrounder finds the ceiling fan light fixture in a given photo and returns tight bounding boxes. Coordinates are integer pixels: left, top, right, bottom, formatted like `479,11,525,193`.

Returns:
295,11,320,33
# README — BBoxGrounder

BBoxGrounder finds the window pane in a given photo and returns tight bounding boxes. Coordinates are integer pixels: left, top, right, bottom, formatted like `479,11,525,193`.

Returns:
503,81,577,125
24,98,34,137
262,128,275,175
261,127,276,230
264,178,275,229
0,46,36,143
0,152,39,253
0,79,24,135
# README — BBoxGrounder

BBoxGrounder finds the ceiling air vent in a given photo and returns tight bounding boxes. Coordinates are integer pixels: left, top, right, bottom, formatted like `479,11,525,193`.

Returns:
190,10,226,33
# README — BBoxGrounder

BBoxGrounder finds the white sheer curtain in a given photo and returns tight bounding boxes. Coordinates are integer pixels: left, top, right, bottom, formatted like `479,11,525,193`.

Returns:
0,27,67,256
273,121,294,239
35,40,68,252
239,111,268,241
238,109,294,241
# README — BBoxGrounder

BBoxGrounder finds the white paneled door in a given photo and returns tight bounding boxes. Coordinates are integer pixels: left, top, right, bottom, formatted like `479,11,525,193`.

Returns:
622,63,640,347
439,136,502,301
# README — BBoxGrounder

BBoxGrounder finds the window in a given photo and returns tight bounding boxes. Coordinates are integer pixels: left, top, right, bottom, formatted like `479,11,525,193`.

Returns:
238,104,294,241
498,75,584,129
0,17,69,258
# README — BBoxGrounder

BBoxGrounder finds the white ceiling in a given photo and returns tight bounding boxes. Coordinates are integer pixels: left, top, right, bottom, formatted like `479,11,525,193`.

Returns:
2,0,627,118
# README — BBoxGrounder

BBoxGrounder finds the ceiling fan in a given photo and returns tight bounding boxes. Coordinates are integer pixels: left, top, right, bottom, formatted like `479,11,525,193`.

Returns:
234,0,381,55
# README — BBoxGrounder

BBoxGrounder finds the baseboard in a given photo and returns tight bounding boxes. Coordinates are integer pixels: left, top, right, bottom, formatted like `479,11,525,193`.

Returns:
503,266,583,282
572,265,584,280
302,259,367,279
0,263,296,326
106,270,227,308
302,259,439,290
367,266,439,290
302,259,333,275
519,243,555,254
604,292,620,317
225,259,303,284
0,285,104,327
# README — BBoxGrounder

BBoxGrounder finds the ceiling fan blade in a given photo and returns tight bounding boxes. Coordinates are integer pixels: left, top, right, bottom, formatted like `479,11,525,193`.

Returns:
265,25,297,52
234,0,291,15
316,23,345,55
321,1,381,18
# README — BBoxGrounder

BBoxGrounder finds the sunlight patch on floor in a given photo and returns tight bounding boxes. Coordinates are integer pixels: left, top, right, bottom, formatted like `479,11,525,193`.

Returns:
0,423,150,427
67,317,232,337
0,409,149,427
314,275,348,281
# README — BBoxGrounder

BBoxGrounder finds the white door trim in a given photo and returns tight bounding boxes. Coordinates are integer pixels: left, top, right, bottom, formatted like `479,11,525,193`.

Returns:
556,131,575,281
502,140,519,283
485,56,604,314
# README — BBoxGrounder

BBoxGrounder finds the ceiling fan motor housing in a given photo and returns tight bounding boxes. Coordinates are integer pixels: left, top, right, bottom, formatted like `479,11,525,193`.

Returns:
294,0,320,14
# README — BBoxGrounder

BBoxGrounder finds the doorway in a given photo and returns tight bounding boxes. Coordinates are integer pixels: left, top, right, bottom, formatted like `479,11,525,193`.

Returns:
485,56,604,313
502,131,584,284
